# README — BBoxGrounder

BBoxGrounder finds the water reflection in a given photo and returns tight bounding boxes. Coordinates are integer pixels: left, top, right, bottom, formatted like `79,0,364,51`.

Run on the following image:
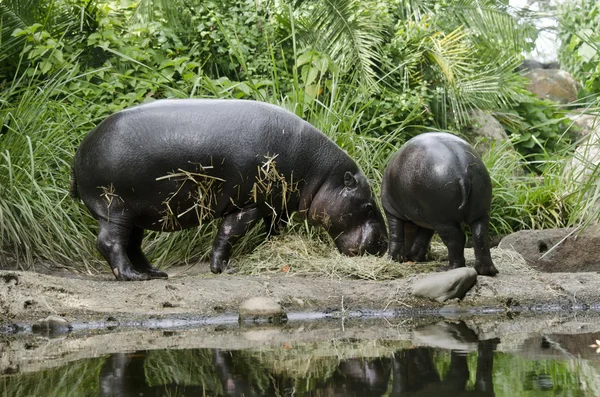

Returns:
392,339,498,396
3,321,599,396
394,321,498,395
97,321,499,396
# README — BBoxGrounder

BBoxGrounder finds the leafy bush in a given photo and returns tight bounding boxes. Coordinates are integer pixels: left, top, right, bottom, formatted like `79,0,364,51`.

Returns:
558,0,600,95
496,94,572,168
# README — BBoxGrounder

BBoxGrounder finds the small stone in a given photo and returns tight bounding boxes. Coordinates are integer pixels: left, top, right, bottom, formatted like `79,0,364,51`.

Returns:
239,297,287,324
32,315,71,337
292,297,305,307
411,268,478,303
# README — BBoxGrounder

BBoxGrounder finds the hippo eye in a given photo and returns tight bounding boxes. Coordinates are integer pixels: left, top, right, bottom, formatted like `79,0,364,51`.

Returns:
363,203,374,215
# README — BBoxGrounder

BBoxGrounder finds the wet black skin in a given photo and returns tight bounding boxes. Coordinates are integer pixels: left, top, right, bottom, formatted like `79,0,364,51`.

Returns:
381,132,498,277
71,99,387,281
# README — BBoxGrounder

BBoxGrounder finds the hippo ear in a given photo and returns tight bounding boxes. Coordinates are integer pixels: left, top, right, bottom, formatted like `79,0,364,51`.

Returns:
344,171,357,188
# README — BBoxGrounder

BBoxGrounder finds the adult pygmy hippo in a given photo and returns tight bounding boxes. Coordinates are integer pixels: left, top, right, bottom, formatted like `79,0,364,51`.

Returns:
381,132,498,276
71,99,387,281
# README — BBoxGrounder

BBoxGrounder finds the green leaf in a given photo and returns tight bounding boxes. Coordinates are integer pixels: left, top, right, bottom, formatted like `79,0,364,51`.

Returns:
305,67,319,87
577,43,597,62
296,52,314,67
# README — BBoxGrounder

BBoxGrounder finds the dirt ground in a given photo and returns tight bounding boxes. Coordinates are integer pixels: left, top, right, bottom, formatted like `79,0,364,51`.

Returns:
1,247,599,325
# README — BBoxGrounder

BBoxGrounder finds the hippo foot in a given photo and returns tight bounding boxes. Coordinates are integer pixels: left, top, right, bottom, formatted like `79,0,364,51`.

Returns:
475,264,499,277
113,267,152,281
266,228,281,238
139,265,169,279
388,252,407,262
209,255,229,274
406,252,427,262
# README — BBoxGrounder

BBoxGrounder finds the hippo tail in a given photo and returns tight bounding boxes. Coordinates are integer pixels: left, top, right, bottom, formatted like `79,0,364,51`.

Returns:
69,154,79,200
457,176,469,211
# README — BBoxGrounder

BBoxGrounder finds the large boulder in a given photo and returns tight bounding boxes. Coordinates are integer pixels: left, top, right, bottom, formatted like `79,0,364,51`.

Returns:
499,225,600,272
524,68,578,104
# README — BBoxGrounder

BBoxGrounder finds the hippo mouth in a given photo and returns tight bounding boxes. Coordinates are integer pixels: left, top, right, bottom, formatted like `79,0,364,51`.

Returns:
334,222,388,257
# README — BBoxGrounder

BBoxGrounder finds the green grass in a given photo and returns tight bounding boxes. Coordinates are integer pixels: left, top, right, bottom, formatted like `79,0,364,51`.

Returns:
482,139,572,236
1,9,600,276
0,67,100,270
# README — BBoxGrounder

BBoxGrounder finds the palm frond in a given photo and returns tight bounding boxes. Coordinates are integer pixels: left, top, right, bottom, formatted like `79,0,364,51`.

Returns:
439,0,538,55
295,0,385,91
422,25,526,125
0,1,38,67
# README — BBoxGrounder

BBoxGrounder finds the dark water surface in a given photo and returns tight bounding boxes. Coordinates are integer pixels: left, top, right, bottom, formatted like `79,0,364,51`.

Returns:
3,318,600,396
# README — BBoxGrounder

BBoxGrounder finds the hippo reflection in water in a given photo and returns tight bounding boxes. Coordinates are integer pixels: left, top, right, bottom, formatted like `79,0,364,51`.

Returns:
71,99,387,280
98,322,498,396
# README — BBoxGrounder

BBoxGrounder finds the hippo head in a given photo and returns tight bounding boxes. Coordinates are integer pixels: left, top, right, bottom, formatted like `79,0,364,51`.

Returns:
309,170,388,256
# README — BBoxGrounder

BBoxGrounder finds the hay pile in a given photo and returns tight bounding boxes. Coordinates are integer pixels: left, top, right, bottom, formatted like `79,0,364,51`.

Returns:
235,233,439,280
235,231,532,280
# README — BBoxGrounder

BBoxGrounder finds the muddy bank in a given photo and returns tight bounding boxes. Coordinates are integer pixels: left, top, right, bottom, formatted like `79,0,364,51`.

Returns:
1,247,599,327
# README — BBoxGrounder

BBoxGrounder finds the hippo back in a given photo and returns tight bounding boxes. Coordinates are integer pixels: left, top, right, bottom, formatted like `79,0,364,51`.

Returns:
73,99,360,230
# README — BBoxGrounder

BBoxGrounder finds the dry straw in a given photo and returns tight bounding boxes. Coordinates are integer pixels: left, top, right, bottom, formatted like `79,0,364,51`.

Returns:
251,154,299,220
235,232,439,280
156,166,225,231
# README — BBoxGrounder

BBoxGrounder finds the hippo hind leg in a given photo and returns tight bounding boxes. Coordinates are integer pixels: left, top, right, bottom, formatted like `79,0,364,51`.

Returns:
406,226,435,262
127,226,168,279
470,217,498,277
387,215,407,262
435,223,466,270
96,219,150,281
210,206,262,274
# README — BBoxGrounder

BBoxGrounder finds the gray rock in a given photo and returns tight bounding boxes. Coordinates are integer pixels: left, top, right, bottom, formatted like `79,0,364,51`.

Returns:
517,60,560,72
239,297,287,324
32,315,71,337
499,226,600,272
464,110,510,156
411,268,478,303
524,68,578,104
566,110,600,141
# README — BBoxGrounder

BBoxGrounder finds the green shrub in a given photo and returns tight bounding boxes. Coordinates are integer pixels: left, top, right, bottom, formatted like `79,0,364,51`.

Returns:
558,0,600,96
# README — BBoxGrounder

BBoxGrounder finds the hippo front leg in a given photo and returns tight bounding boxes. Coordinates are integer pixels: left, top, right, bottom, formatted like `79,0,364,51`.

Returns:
406,226,435,262
263,213,282,237
210,207,262,274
